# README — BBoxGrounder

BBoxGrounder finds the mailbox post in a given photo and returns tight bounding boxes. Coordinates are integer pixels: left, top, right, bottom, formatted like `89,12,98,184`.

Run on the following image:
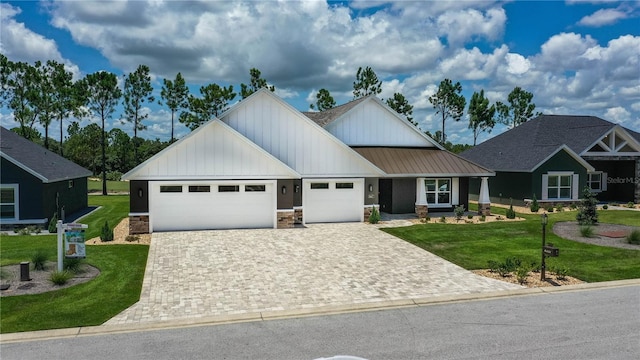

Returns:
541,213,548,281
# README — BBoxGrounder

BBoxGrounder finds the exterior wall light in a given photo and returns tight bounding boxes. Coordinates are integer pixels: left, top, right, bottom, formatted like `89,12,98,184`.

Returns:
281,186,287,195
138,188,144,198
369,184,374,192
295,184,300,193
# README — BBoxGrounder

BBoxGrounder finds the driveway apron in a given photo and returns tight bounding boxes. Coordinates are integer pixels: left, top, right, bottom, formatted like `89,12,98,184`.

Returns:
105,223,522,325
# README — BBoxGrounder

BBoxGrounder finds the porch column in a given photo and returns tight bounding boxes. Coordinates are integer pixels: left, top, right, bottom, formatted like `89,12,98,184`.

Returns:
478,177,491,215
415,178,428,218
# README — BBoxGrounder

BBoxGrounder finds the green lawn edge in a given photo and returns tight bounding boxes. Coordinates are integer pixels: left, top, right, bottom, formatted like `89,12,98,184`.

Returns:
1,195,148,334
383,208,640,284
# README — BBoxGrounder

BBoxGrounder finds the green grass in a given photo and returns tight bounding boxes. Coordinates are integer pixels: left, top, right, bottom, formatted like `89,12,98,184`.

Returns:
87,179,130,193
1,195,148,333
383,207,640,284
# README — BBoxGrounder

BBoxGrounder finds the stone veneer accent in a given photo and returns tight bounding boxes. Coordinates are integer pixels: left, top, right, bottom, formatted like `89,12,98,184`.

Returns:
293,207,303,225
129,215,150,235
478,203,491,216
277,210,294,229
363,205,376,221
415,205,428,219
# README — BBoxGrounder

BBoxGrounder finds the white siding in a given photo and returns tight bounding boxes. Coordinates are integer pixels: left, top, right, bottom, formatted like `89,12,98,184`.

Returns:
123,120,298,180
222,91,382,177
325,101,434,147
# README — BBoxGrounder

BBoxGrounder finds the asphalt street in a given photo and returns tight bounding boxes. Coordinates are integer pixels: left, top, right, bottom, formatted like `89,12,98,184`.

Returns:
2,285,639,359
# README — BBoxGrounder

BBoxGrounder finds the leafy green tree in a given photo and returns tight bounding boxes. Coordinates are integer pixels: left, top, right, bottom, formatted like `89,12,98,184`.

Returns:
1,59,42,139
467,89,496,145
0,54,10,107
240,68,274,99
429,79,466,145
47,60,86,156
353,66,382,99
180,83,236,131
123,65,154,164
310,88,335,111
159,72,189,143
36,61,60,149
64,122,102,175
81,71,122,195
108,128,133,174
386,92,415,125
496,86,536,128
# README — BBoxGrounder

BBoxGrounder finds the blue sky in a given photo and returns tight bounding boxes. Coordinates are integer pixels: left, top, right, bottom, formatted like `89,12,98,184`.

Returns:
1,0,639,144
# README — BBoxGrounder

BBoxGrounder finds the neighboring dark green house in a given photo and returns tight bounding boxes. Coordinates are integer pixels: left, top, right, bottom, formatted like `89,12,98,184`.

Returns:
1,127,91,227
461,115,640,205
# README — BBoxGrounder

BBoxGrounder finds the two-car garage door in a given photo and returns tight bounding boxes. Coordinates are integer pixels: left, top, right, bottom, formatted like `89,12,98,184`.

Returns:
150,181,276,232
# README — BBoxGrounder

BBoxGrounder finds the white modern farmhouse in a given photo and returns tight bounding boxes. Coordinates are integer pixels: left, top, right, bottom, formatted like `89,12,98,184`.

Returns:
123,89,493,233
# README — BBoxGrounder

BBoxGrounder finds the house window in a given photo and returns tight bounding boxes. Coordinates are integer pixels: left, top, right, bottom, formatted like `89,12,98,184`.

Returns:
547,175,572,199
425,178,451,205
160,185,182,193
310,183,329,189
336,182,354,189
188,185,210,193
245,185,266,192
0,186,18,220
68,180,74,188
588,173,602,192
218,185,239,192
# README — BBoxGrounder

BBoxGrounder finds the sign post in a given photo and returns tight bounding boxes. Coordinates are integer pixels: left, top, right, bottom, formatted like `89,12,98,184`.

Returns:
57,221,88,272
540,213,548,281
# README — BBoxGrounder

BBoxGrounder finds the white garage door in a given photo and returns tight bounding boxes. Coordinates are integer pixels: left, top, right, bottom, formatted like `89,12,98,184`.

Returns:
303,179,364,223
150,181,276,232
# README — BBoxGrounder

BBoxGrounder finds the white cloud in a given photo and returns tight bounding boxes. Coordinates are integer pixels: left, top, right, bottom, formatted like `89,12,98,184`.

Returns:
578,8,629,27
505,53,531,75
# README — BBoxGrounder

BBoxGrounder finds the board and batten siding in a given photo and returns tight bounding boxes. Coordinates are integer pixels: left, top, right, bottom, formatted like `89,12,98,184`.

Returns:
324,100,434,147
221,91,382,177
123,120,298,180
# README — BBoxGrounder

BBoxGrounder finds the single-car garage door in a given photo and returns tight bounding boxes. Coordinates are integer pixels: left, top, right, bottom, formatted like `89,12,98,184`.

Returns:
303,178,364,223
150,181,276,232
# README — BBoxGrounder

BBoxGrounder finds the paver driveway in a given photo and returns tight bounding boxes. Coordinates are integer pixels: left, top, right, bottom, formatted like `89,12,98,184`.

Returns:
106,222,522,325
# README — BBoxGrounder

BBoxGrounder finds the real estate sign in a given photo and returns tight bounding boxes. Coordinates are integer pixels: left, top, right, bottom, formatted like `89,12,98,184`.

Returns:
64,227,86,258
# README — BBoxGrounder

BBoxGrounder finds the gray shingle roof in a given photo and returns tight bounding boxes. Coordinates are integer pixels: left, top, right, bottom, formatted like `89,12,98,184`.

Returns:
460,115,635,172
0,127,92,183
303,96,370,127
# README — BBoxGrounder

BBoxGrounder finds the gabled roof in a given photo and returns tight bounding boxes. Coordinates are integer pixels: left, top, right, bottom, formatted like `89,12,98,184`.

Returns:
219,89,384,177
122,120,300,180
353,147,494,177
305,96,443,149
460,115,639,172
0,127,91,183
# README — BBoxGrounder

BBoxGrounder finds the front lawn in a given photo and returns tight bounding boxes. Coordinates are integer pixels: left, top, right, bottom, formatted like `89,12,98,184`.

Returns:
383,208,640,283
87,178,130,194
0,195,148,334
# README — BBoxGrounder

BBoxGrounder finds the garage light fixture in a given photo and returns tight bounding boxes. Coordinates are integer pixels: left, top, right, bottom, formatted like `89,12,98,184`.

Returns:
138,188,144,198
369,184,374,192
281,185,287,195
295,184,300,193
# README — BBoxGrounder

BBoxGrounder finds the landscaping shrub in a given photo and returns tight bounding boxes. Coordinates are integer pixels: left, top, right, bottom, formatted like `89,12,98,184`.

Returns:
602,204,608,210
49,270,73,285
48,212,58,234
63,258,83,273
529,260,541,273
569,203,577,210
467,214,473,220
530,194,540,213
31,249,49,271
626,202,635,209
576,186,598,225
506,200,516,219
439,216,446,223
546,206,554,213
555,203,564,212
454,205,465,221
487,260,500,273
579,225,594,238
479,215,486,222
516,265,530,285
552,266,569,281
368,206,381,224
125,235,140,242
100,220,114,242
627,229,640,245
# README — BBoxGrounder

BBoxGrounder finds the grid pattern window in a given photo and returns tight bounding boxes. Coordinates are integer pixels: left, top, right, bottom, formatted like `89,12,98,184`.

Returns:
188,185,210,193
425,178,451,205
160,185,182,193
218,185,240,192
548,175,572,199
245,185,266,192
588,173,602,191
336,182,354,189
310,183,329,189
0,186,17,219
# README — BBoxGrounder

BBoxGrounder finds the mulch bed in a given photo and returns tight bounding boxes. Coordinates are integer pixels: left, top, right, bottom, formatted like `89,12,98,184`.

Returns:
553,222,640,251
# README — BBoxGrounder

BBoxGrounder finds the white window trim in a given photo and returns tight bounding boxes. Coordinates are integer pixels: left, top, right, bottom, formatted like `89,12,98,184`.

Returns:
424,178,452,207
543,172,576,200
0,184,19,221
587,172,604,193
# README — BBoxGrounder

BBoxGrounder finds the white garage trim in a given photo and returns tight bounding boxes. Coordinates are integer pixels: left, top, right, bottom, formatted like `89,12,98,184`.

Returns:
150,180,277,232
302,178,364,224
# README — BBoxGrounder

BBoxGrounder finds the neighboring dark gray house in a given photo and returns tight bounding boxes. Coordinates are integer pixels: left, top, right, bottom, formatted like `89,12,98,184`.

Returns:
460,115,640,205
1,127,91,227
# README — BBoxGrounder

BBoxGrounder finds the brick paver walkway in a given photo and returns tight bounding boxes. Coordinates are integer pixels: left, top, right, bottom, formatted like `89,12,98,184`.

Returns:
105,222,522,325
